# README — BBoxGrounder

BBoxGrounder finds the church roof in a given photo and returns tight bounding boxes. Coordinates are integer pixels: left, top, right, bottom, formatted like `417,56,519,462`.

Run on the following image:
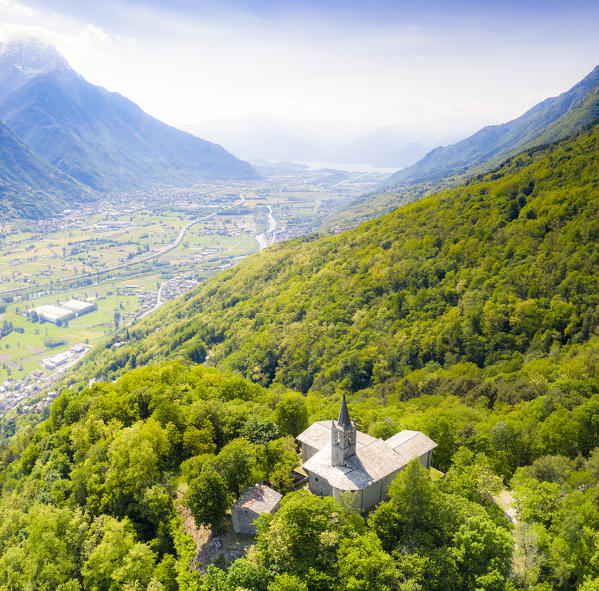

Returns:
303,438,406,490
297,420,377,450
297,423,437,492
385,430,437,459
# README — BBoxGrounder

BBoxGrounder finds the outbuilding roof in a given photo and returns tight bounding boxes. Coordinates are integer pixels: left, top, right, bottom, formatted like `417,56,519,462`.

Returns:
233,484,282,514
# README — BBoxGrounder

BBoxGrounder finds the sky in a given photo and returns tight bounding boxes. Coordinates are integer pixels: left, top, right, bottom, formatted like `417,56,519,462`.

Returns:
1,0,598,160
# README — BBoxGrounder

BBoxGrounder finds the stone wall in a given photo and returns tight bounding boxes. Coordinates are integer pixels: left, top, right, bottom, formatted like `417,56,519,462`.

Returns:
232,507,260,535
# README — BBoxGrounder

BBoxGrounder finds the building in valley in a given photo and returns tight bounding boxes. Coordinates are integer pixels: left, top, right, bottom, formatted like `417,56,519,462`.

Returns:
32,299,96,325
297,394,437,511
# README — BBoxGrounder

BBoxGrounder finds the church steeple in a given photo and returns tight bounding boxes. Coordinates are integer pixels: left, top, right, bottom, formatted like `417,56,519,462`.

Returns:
338,393,352,427
331,393,357,466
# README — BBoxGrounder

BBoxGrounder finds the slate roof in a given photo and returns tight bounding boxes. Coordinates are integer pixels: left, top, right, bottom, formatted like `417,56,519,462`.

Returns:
233,484,282,514
303,438,405,490
297,420,378,450
385,430,437,461
298,424,437,491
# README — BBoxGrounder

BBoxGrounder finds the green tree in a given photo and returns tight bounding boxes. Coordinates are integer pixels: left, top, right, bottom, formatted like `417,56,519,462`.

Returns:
184,471,232,532
212,438,261,496
82,515,157,591
274,392,308,437
336,532,397,591
267,573,308,591
256,492,365,578
369,459,448,551
451,515,513,589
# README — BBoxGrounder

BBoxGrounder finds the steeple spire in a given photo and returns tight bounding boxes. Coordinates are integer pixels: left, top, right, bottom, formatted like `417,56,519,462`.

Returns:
338,393,352,428
331,393,356,466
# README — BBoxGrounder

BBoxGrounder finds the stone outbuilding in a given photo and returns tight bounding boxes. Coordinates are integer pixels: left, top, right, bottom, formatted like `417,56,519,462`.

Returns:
297,394,437,512
231,484,282,535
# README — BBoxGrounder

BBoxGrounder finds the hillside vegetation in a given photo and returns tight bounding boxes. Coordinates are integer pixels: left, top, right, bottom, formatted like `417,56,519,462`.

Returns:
1,124,599,589
2,342,599,588
79,122,599,399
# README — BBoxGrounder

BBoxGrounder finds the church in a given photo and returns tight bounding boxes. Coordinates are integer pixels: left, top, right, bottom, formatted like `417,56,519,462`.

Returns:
296,394,437,511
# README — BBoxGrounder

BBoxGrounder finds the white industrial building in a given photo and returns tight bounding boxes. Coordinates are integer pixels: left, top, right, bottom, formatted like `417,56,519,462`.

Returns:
61,299,97,315
34,304,75,325
33,299,96,325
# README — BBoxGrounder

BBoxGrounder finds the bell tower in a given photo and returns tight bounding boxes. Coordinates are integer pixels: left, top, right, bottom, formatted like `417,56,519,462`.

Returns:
331,393,357,466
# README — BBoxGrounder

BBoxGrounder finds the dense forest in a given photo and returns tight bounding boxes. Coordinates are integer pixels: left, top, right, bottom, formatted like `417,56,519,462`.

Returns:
0,122,598,589
2,343,599,589
76,122,599,399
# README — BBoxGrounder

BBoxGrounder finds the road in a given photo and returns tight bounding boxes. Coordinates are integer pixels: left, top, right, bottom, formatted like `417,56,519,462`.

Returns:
0,194,247,298
330,171,375,188
104,192,246,268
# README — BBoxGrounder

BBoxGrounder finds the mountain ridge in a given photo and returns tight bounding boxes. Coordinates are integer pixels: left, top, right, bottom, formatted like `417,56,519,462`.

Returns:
0,39,258,205
327,65,599,228
0,119,95,217
387,64,599,186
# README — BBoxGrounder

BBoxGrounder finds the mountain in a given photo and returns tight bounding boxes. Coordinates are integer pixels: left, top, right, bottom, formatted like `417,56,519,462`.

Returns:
191,116,429,168
0,120,94,217
0,39,70,104
75,121,599,397
0,40,257,192
341,128,427,168
327,65,599,228
387,65,599,186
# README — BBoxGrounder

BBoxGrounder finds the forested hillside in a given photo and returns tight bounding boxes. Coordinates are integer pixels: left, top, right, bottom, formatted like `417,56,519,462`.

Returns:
79,122,599,398
1,122,599,590
2,342,599,588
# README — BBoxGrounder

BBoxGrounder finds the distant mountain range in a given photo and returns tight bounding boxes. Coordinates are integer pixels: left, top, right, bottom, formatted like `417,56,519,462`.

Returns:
190,117,431,169
329,64,599,227
388,65,599,186
0,120,94,218
0,39,257,217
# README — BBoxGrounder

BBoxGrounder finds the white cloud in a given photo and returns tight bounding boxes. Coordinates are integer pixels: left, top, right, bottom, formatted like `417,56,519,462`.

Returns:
82,24,110,44
0,0,598,149
0,0,37,18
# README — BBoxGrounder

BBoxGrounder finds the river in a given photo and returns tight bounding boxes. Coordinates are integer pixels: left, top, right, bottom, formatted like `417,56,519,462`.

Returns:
255,205,277,250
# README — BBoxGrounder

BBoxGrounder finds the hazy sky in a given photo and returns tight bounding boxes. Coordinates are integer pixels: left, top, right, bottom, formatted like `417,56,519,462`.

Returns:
1,0,598,138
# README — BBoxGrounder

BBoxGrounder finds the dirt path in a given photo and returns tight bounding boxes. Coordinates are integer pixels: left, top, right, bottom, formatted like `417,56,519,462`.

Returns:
175,489,254,573
492,489,518,524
